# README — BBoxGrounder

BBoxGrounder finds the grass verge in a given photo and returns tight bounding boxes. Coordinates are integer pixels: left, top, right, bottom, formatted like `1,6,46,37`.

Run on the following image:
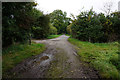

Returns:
2,42,45,78
47,35,61,39
65,34,70,36
68,38,120,79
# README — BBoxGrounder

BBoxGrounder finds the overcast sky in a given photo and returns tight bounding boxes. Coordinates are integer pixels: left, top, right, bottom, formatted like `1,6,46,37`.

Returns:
35,0,120,17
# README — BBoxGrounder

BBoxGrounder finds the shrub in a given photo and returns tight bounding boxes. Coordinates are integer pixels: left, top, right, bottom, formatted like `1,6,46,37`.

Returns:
49,24,57,35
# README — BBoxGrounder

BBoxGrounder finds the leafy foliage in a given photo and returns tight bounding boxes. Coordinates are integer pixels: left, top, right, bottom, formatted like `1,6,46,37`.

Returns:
67,23,72,35
32,15,50,39
70,9,103,42
2,2,37,47
49,24,57,35
2,2,51,47
49,9,71,34
68,8,120,43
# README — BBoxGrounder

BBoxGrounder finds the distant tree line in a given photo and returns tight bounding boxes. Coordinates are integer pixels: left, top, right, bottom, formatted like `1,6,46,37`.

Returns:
49,9,71,34
67,8,120,43
2,2,71,47
3,2,120,47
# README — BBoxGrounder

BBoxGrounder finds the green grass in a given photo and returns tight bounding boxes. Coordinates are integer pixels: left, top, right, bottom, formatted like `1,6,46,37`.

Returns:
2,42,45,78
68,38,120,79
65,34,70,36
47,35,62,39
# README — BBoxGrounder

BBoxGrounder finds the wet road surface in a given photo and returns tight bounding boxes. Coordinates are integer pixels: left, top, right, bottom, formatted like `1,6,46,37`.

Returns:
11,35,100,78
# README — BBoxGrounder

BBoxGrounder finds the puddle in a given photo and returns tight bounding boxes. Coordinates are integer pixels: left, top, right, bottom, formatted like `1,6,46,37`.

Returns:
33,40,47,43
40,56,49,60
50,39,59,41
39,54,53,66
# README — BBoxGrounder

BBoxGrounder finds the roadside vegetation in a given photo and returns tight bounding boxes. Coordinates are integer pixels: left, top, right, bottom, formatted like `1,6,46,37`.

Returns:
67,8,120,79
2,2,70,78
2,42,45,77
2,1,120,79
67,9,120,43
47,35,62,39
68,38,120,79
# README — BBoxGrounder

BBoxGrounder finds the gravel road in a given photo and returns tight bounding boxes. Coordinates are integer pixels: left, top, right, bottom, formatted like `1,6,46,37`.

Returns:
11,35,100,79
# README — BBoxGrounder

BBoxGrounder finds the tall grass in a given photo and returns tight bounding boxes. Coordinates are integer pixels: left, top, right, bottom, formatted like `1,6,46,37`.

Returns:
68,38,120,79
2,43,45,77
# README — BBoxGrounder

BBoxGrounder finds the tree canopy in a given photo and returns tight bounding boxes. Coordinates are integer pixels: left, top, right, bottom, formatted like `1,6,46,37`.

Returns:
2,3,120,47
67,9,120,43
49,9,71,34
2,2,51,47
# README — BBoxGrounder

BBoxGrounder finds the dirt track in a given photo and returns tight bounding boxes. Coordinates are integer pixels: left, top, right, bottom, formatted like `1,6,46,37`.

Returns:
11,35,100,78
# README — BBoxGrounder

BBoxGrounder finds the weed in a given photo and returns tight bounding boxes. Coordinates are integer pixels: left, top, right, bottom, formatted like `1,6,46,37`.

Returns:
68,38,120,79
2,43,45,78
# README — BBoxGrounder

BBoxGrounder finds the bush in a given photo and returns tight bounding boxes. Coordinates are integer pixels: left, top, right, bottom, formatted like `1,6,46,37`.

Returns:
50,9,71,34
69,9,120,43
32,15,50,39
49,24,57,35
67,23,72,35
70,9,104,42
2,2,36,47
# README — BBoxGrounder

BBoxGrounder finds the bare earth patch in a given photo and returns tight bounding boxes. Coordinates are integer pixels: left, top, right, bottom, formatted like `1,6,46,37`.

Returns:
11,35,100,78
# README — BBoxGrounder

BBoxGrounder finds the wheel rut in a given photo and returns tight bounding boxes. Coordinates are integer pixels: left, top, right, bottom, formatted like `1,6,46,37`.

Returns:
11,35,100,79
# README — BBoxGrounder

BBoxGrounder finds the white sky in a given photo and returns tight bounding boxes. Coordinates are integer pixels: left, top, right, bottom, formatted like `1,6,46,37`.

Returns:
35,0,120,17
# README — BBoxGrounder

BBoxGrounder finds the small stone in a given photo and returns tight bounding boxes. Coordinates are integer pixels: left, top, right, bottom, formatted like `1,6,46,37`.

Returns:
71,71,73,72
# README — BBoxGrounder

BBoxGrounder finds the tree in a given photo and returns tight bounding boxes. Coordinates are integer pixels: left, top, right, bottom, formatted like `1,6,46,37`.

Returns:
49,9,71,34
69,8,120,43
67,23,72,35
32,15,50,39
101,2,113,15
110,12,120,41
70,9,104,42
2,2,37,47
49,24,57,35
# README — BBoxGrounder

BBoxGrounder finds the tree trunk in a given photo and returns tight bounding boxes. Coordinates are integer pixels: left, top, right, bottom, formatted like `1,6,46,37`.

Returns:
89,37,91,42
28,34,31,45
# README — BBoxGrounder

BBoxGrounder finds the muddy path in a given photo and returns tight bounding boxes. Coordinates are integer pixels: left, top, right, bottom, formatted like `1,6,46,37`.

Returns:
11,35,100,78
